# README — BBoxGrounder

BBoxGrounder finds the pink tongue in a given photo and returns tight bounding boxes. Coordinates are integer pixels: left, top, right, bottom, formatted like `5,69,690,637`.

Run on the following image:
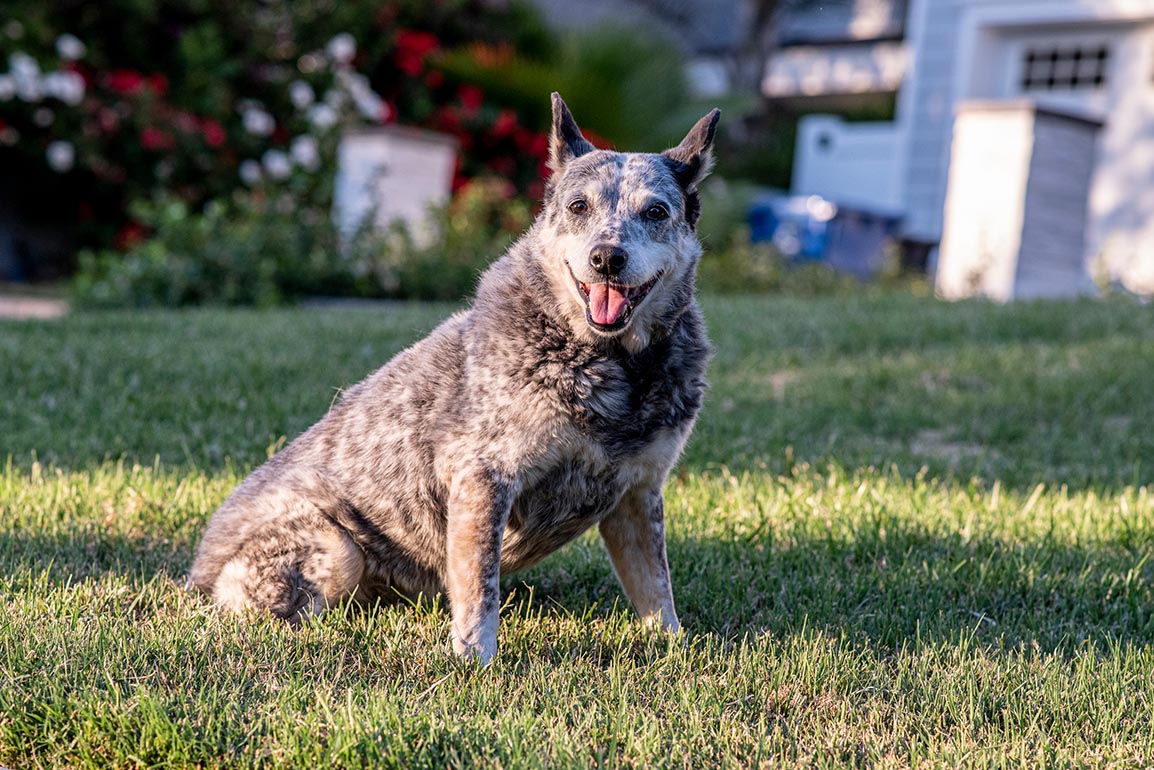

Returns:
588,283,629,325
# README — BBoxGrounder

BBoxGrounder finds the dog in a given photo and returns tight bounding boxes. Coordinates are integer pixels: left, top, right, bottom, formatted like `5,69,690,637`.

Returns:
189,93,719,663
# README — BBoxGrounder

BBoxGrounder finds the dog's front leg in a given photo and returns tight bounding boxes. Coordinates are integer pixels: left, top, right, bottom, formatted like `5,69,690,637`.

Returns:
445,467,514,663
598,486,680,633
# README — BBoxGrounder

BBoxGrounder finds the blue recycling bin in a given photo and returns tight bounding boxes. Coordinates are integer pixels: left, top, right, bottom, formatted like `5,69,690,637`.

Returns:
748,193,902,278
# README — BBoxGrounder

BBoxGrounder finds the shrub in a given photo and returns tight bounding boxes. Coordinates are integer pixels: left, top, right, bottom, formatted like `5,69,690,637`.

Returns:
72,195,378,308
372,177,534,301
72,176,534,307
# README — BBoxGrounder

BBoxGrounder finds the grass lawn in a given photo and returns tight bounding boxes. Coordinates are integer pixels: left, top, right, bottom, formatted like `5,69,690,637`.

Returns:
2,293,1153,768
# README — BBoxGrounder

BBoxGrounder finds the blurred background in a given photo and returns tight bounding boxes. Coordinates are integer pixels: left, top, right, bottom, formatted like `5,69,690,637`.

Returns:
0,0,1150,309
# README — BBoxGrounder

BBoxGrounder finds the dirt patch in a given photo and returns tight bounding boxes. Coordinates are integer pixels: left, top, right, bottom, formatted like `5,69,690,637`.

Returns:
910,428,997,464
0,294,68,320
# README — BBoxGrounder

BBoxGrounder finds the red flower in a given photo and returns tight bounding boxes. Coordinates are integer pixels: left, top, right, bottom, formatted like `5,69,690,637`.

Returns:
487,156,516,177
63,61,91,86
395,29,439,76
116,221,147,250
141,127,175,150
97,108,120,133
450,156,468,193
517,130,549,160
493,109,518,138
147,73,169,96
106,70,145,95
200,118,226,148
424,70,444,89
434,104,461,132
458,84,483,115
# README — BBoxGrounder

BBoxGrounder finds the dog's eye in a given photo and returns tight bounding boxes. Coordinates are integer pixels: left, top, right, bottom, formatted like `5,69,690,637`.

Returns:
568,199,588,215
644,203,669,221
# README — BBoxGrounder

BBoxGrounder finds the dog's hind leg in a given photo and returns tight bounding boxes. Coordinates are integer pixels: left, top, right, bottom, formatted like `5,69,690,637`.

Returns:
192,467,367,624
598,486,680,633
209,510,366,624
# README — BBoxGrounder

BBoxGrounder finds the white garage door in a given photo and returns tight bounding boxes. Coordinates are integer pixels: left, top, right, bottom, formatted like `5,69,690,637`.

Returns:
993,27,1122,117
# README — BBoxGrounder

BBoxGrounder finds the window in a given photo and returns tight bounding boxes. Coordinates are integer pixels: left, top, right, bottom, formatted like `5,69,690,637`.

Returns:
1020,45,1109,90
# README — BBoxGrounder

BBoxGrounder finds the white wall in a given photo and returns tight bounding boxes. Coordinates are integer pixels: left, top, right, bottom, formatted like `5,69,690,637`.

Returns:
951,0,1154,294
936,105,1035,301
937,102,1099,300
893,0,961,243
793,115,904,212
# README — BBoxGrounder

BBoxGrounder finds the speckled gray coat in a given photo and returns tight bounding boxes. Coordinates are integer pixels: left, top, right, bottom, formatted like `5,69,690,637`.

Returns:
189,94,719,662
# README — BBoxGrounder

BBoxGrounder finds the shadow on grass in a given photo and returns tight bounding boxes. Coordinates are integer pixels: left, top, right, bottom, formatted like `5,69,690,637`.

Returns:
3,473,1152,658
0,528,193,585
4,527,1152,665
504,523,1154,657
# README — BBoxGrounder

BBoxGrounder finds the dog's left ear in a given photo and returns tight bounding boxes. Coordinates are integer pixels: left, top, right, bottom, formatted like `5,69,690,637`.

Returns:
662,109,721,192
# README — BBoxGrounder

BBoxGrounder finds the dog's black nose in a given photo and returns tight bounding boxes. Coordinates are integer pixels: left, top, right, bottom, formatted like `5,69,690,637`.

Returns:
589,245,628,276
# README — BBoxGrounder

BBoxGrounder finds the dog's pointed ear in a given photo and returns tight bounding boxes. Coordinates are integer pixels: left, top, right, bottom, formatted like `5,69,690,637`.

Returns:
662,108,721,191
548,92,596,175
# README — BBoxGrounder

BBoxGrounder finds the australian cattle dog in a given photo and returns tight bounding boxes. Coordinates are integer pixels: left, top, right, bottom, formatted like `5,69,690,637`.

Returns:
190,93,720,663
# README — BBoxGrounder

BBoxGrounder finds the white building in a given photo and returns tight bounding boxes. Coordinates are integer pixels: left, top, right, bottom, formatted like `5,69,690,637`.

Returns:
769,0,1154,299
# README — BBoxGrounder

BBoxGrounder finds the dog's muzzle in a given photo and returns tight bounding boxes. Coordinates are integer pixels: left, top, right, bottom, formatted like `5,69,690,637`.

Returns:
569,266,661,333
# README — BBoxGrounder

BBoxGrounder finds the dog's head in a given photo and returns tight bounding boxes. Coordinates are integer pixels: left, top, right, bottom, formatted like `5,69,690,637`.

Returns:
535,93,719,351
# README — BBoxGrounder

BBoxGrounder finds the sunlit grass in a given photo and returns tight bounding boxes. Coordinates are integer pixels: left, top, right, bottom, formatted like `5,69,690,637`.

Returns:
2,293,1153,767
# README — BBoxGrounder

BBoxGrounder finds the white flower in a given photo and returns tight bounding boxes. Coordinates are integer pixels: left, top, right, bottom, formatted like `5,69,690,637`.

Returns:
239,159,262,186
290,135,320,171
323,87,346,109
46,141,74,173
0,75,14,102
325,33,356,65
15,76,41,103
9,52,38,78
354,89,384,122
55,34,86,60
262,149,292,180
42,71,85,105
10,53,42,102
241,106,275,137
307,103,338,131
33,107,53,127
289,80,314,110
337,71,385,122
60,71,85,105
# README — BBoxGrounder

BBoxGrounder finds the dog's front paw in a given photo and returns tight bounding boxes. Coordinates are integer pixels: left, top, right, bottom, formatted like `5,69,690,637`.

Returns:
452,632,498,665
641,609,681,634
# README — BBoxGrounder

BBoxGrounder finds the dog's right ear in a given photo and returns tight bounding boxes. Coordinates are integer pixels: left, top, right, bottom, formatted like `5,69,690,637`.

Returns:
548,92,595,176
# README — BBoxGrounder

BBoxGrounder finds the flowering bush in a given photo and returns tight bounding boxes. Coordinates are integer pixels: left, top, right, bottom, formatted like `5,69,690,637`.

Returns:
73,176,533,307
371,176,534,301
72,194,380,308
0,0,554,271
5,1,717,302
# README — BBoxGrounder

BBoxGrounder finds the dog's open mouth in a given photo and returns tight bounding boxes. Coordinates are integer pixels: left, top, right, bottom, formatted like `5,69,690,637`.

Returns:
570,269,661,332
